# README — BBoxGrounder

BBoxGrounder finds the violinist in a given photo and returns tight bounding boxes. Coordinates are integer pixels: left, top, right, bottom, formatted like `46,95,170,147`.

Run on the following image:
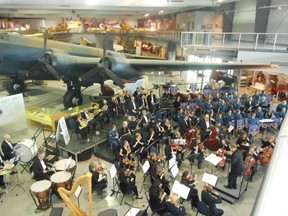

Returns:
164,137,183,168
186,138,205,169
89,161,107,192
122,155,137,170
147,128,158,153
153,165,170,195
118,167,143,199
180,171,199,208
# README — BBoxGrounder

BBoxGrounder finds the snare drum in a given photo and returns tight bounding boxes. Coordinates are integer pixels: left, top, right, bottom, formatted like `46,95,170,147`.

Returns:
14,139,38,163
50,171,72,191
30,180,52,210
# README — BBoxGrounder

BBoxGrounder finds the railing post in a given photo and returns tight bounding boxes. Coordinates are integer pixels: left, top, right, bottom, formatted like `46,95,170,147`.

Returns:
180,32,183,47
273,34,277,51
238,33,242,50
255,34,259,50
207,32,210,48
222,33,225,49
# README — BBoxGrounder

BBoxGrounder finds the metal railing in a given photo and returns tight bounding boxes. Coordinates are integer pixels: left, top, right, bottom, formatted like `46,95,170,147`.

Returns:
181,31,288,52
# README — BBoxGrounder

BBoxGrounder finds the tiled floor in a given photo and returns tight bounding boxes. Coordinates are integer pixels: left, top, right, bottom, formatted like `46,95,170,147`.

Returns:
0,77,271,216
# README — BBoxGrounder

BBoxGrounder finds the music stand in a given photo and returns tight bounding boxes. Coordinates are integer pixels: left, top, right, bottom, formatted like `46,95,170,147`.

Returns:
10,156,25,193
124,207,142,216
205,153,222,174
171,180,190,200
140,160,150,193
109,164,119,197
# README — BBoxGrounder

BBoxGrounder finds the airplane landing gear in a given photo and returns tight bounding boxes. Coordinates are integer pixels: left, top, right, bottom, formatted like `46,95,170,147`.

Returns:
5,79,25,95
63,89,83,109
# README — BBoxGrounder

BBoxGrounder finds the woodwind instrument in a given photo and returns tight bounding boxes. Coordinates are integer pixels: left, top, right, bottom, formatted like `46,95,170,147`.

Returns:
58,172,92,216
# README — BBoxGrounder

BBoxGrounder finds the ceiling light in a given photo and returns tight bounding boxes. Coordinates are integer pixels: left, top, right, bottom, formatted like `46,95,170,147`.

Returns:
278,6,282,10
144,13,149,17
158,10,164,15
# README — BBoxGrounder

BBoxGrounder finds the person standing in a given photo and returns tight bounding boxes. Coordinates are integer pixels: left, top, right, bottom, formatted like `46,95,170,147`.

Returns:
224,144,245,189
201,184,224,216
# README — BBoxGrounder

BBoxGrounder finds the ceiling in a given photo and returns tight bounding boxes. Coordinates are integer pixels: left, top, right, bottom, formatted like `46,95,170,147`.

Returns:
0,0,242,20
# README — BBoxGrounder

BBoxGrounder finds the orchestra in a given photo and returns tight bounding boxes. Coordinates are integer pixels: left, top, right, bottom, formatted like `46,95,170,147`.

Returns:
4,82,286,215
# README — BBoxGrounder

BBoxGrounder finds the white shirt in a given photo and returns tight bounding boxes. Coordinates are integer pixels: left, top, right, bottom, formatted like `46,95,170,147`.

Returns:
205,121,210,129
40,160,47,170
132,101,136,110
151,95,154,104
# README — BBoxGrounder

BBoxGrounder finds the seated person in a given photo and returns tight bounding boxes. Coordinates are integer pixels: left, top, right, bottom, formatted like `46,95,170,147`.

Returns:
164,194,186,216
186,138,205,169
108,124,120,150
118,167,142,199
76,115,89,141
180,171,199,208
1,134,17,161
89,161,107,192
201,184,224,216
149,180,167,213
32,149,55,181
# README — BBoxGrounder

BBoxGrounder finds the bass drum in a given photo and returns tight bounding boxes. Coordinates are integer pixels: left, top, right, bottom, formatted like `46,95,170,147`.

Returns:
14,139,38,163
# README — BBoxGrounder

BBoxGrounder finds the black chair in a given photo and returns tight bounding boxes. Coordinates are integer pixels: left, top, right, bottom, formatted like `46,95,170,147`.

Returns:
115,177,134,205
148,199,165,216
196,201,210,216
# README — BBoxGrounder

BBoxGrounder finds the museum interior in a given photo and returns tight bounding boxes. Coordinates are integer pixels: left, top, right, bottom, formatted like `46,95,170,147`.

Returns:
0,0,288,216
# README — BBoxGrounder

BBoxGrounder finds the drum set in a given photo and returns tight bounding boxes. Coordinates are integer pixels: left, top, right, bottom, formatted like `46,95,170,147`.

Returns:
29,158,76,212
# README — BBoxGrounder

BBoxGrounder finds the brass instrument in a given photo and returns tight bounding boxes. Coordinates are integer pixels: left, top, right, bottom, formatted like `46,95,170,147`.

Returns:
79,118,88,130
58,172,92,216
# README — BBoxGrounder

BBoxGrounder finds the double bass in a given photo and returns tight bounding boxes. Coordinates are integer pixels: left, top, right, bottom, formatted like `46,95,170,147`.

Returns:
186,127,198,150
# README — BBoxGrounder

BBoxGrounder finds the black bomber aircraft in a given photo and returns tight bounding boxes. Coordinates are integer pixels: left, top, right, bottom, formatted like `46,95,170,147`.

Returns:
0,31,277,109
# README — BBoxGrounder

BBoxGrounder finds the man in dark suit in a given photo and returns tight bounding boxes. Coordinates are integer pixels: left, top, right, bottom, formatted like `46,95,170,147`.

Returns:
201,184,224,216
164,194,186,216
179,115,190,137
32,149,55,181
224,144,245,189
126,96,138,115
147,91,157,113
1,134,16,160
199,114,211,142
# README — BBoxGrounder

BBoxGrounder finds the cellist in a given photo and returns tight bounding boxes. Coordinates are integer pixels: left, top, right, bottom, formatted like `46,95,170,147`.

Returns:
243,147,259,182
259,136,275,165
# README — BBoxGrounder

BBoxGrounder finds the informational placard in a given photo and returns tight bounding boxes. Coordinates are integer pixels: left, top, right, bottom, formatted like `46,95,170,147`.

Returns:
171,180,190,200
202,172,218,186
56,116,70,145
0,94,26,131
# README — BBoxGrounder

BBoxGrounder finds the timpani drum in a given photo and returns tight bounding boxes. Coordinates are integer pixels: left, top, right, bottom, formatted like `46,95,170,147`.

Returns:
14,139,38,163
30,180,52,211
50,171,72,192
54,158,76,174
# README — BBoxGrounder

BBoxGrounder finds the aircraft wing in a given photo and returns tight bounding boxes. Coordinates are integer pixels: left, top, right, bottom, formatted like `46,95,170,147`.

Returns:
126,59,278,72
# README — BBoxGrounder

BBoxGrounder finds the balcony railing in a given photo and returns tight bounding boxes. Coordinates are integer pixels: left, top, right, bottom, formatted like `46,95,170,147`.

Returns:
181,32,288,52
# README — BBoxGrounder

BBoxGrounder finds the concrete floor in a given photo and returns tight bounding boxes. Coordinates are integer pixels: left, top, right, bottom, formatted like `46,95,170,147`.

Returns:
0,75,270,216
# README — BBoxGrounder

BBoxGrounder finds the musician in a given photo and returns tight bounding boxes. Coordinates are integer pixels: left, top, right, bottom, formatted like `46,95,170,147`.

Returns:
118,121,132,142
152,165,170,195
199,114,211,142
163,118,175,138
147,128,158,154
126,96,138,115
252,91,260,105
212,93,221,103
118,167,142,199
119,140,132,159
255,107,264,120
165,138,183,168
138,93,148,108
259,96,269,108
81,108,92,120
234,109,243,120
0,152,7,188
248,112,259,125
260,135,275,150
224,144,245,189
218,99,227,113
131,132,146,163
276,100,288,112
244,147,259,182
222,92,229,102
108,124,120,151
149,180,167,214
193,94,202,105
164,194,186,216
259,136,275,165
89,161,107,191
1,134,17,161
176,108,184,123
128,115,138,131
180,171,199,208
277,107,286,121
32,149,55,181
133,87,143,105
233,98,243,110
76,115,89,141
147,90,157,112
153,119,165,139
138,109,149,128
179,115,191,137
201,184,224,216
173,95,181,113
223,110,234,127
236,132,250,158
265,107,276,119
186,138,205,169
244,97,255,113
215,113,224,125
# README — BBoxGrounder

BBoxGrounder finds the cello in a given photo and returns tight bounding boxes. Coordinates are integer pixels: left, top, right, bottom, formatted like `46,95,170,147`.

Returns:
186,126,198,150
260,146,273,164
205,125,220,151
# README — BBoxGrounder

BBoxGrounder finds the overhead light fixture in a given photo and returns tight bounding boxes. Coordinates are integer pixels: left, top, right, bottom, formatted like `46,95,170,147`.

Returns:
158,10,164,15
144,13,150,17
278,6,282,10
258,4,288,10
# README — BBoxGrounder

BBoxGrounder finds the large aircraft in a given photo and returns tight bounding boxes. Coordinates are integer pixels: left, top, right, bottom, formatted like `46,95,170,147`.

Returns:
0,31,277,109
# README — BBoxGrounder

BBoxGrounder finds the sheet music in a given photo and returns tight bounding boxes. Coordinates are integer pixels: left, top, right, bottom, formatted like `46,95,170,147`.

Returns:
259,119,274,123
169,155,176,169
173,139,186,145
124,207,141,216
170,164,179,178
171,180,190,199
205,153,222,166
228,125,234,133
202,172,218,186
74,185,82,198
142,160,150,174
109,164,117,179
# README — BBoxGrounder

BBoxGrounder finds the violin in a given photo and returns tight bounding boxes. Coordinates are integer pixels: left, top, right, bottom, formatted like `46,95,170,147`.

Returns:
172,144,183,152
122,157,137,167
96,166,106,173
155,155,166,162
